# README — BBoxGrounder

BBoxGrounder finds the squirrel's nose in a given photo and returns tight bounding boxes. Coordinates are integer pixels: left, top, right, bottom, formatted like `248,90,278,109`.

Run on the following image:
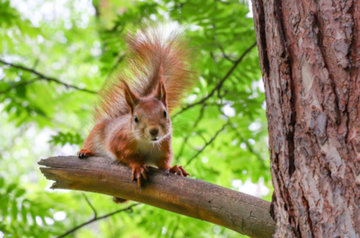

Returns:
149,128,159,137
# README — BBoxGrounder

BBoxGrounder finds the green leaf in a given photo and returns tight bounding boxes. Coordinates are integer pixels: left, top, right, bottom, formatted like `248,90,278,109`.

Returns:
6,183,17,194
15,188,26,198
0,177,5,188
11,199,18,220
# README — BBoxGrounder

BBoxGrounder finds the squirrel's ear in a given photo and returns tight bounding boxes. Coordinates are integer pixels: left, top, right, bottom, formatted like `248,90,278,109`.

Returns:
155,80,167,107
122,81,139,113
154,65,167,106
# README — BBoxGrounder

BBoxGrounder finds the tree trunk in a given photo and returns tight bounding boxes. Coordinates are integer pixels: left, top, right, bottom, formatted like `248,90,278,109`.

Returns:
252,0,360,237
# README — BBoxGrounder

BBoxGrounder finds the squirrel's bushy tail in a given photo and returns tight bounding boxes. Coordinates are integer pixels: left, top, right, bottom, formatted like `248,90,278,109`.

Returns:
96,26,195,120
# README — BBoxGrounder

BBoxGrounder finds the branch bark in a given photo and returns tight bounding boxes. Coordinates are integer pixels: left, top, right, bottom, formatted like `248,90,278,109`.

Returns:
39,156,275,238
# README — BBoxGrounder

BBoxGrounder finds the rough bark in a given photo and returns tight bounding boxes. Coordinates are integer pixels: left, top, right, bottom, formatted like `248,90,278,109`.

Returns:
252,0,360,237
38,156,275,238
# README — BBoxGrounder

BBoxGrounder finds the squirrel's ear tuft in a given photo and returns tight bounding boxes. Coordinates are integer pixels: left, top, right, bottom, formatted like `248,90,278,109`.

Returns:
155,80,167,107
154,64,167,106
122,81,139,113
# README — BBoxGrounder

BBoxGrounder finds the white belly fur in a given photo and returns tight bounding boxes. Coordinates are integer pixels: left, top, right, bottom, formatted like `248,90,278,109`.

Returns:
136,140,163,166
92,117,164,165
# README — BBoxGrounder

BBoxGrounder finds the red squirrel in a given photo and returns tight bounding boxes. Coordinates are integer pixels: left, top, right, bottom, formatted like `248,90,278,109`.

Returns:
78,28,194,187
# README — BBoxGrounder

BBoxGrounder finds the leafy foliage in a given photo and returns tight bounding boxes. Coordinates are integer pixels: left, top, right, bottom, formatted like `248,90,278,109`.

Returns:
0,0,270,237
50,132,83,146
0,176,65,237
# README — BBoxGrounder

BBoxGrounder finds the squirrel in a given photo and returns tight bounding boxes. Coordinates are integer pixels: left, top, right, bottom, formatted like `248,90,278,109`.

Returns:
78,27,194,188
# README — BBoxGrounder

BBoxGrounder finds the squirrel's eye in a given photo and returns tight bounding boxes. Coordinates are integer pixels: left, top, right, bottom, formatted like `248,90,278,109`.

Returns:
163,110,167,118
134,116,139,123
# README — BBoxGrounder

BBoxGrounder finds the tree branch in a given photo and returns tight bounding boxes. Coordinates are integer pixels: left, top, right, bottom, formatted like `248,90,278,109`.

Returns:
0,59,97,94
185,121,230,167
175,103,207,162
57,203,139,238
39,156,274,238
0,78,40,94
172,42,257,118
218,43,237,63
82,193,98,218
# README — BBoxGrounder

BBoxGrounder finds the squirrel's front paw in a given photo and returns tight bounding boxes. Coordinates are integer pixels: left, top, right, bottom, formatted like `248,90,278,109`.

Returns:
131,164,149,187
78,149,94,159
169,165,190,177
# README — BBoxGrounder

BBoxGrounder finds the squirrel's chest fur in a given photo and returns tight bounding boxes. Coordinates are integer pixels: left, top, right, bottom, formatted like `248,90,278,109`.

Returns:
98,117,165,165
136,140,164,165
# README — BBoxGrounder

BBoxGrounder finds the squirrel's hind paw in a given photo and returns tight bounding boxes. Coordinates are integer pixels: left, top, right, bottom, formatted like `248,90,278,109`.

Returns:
170,165,190,177
78,149,94,159
113,197,128,203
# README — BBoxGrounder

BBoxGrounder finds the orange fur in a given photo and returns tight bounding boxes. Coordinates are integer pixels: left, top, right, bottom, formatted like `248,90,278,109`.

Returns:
79,27,194,188
95,27,194,120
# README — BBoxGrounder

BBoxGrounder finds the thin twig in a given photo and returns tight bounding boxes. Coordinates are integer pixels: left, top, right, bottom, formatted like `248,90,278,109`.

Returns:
82,193,97,218
175,103,207,162
196,132,208,144
185,121,230,167
218,43,237,63
229,122,267,169
57,203,139,238
215,102,267,168
0,59,98,94
172,42,256,118
0,78,40,94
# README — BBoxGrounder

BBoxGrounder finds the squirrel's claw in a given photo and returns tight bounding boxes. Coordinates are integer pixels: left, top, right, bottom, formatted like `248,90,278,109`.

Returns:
170,165,190,177
131,164,148,187
78,149,94,159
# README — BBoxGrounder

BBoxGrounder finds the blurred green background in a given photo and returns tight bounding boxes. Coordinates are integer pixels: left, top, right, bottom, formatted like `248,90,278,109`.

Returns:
0,0,271,237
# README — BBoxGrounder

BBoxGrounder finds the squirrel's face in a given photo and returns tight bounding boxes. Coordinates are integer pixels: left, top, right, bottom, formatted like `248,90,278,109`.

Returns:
123,80,170,143
132,97,171,142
